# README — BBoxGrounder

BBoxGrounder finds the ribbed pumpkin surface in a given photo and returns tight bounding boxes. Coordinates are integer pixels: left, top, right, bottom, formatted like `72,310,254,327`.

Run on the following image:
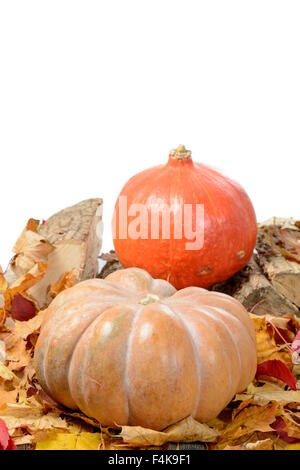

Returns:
34,268,257,431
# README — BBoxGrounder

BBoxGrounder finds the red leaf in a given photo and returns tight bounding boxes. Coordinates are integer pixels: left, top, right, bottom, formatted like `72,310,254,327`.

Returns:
11,294,37,321
256,359,297,390
271,417,300,443
0,419,16,450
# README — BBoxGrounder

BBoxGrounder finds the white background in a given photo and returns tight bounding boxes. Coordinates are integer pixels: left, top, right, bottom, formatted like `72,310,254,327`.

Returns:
0,1,299,269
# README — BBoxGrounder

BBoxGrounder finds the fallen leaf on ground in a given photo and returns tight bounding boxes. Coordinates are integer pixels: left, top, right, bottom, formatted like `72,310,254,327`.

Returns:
0,389,18,408
13,310,46,340
9,262,49,293
120,416,219,447
35,430,102,450
271,416,300,443
245,438,274,450
49,271,75,299
0,403,69,432
0,417,16,450
10,294,38,321
0,267,8,293
0,363,20,384
11,220,54,278
224,438,274,450
0,340,6,363
5,336,31,371
251,314,293,368
236,382,300,406
4,262,48,321
213,402,279,449
256,359,297,390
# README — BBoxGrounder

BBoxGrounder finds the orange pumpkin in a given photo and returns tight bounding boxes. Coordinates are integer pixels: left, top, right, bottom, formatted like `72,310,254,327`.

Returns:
113,145,257,289
34,268,257,431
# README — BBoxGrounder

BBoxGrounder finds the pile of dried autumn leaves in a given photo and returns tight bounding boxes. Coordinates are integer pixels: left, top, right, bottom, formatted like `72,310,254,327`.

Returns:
1,220,300,450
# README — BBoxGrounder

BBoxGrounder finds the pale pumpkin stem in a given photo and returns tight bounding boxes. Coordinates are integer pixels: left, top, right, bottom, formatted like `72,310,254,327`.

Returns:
169,145,192,160
139,294,160,305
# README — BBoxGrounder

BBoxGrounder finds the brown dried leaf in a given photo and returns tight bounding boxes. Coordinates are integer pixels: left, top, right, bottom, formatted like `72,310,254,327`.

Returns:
265,314,300,345
4,263,48,317
13,310,46,340
245,438,274,450
0,363,20,385
9,262,48,292
236,382,300,406
221,402,279,442
26,219,40,233
6,337,31,371
0,266,8,293
120,416,219,447
223,444,245,450
0,388,18,408
11,228,54,278
251,313,293,368
0,403,69,432
49,271,75,299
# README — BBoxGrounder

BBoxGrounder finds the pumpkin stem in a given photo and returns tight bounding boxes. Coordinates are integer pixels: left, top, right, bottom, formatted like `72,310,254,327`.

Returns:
169,145,192,160
139,294,160,305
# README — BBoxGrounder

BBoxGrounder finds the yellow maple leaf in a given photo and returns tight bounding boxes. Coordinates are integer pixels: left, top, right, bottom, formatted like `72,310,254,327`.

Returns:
35,431,102,450
250,314,292,367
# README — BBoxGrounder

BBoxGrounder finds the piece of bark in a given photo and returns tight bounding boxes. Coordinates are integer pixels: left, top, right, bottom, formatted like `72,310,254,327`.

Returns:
28,199,103,308
211,257,299,316
255,224,300,308
256,255,300,308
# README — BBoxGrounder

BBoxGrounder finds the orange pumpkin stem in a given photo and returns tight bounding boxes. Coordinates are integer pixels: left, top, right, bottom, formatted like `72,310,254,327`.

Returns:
169,145,192,160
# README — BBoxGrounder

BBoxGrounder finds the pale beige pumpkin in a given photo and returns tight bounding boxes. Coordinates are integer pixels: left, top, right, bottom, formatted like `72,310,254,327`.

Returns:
34,268,257,431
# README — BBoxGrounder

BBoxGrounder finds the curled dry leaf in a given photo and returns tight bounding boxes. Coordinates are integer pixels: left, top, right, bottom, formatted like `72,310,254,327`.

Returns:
0,340,5,363
265,314,300,345
5,337,31,372
3,262,48,323
9,262,49,293
119,416,219,447
245,438,274,450
212,402,279,449
0,417,16,450
250,313,293,368
236,382,300,406
224,438,274,450
0,363,21,408
0,403,69,433
49,271,75,299
0,388,19,408
0,363,20,384
0,266,8,293
11,220,54,278
13,310,46,340
271,416,300,443
256,360,297,390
